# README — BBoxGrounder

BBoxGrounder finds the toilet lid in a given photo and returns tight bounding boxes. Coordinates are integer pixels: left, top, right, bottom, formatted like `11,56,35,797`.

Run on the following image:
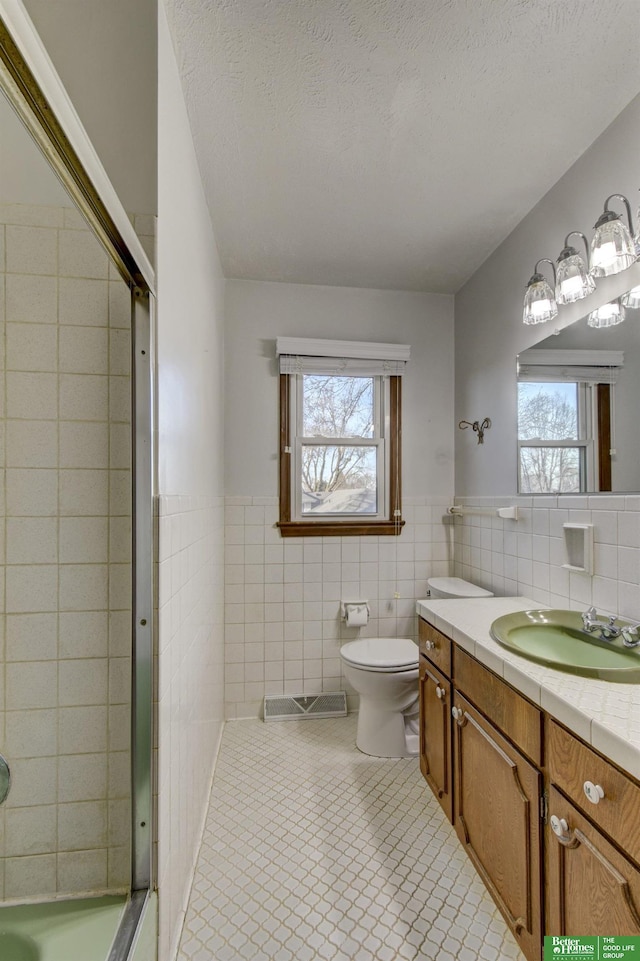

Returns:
340,637,418,672
427,576,493,598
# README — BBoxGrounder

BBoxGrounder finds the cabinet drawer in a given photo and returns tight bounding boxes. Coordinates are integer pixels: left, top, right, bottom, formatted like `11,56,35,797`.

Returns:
418,619,452,677
548,720,640,868
454,647,542,766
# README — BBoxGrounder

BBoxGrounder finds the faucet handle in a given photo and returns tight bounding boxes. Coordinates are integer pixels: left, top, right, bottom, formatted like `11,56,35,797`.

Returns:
582,606,597,627
622,625,640,648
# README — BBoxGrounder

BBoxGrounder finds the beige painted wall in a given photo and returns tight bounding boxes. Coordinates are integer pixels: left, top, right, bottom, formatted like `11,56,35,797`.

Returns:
156,6,225,961
225,279,455,498
23,0,157,219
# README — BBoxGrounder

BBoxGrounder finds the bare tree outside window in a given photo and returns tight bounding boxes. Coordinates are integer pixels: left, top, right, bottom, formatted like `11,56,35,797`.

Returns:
301,376,378,514
518,383,581,493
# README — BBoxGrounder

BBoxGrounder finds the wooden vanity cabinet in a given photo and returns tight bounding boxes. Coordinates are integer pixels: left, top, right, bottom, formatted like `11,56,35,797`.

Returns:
419,656,452,821
418,618,451,676
418,618,544,960
419,619,453,822
451,681,543,961
455,647,543,765
547,720,640,866
418,613,640,960
546,721,640,937
546,786,640,936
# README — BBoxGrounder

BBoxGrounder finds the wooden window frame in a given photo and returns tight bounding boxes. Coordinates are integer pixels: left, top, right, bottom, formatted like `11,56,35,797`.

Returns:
277,374,404,537
596,383,612,492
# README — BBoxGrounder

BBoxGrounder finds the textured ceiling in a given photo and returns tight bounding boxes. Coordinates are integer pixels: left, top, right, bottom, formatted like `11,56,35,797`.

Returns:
164,0,640,293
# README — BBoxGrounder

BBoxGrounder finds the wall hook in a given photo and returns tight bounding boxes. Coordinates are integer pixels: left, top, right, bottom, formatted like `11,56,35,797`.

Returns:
459,417,491,444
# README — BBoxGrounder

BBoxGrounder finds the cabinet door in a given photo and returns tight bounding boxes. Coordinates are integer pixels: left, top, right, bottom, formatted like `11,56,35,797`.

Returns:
419,656,452,822
547,786,640,936
452,692,542,961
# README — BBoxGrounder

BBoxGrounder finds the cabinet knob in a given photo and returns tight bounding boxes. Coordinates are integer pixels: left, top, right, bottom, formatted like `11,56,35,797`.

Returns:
425,640,436,651
583,781,605,805
435,685,445,700
451,705,463,721
550,815,570,839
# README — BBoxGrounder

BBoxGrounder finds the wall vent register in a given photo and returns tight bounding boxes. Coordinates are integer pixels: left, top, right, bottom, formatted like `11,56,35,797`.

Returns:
263,692,348,721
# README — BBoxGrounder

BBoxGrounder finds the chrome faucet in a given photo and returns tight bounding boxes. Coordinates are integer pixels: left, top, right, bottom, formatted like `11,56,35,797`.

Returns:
581,606,640,646
581,606,622,640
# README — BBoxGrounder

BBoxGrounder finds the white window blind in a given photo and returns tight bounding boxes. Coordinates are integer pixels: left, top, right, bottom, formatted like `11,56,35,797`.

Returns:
518,348,623,384
276,337,410,376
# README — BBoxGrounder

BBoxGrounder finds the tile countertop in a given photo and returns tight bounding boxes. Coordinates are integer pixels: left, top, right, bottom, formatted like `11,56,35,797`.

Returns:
415,596,640,781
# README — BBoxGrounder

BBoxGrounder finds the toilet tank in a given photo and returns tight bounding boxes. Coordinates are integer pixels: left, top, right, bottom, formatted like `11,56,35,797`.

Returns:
427,576,493,599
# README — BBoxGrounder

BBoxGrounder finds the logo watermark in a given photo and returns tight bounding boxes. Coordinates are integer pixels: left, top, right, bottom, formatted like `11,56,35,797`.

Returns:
544,937,640,960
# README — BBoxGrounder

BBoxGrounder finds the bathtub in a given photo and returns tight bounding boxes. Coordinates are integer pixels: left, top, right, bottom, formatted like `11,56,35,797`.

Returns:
0,895,127,961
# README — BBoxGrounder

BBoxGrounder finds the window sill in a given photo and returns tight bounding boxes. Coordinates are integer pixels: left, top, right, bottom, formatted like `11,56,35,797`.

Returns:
277,520,405,538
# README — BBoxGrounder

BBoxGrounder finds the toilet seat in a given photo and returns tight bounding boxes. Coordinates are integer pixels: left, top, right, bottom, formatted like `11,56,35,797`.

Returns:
340,637,418,673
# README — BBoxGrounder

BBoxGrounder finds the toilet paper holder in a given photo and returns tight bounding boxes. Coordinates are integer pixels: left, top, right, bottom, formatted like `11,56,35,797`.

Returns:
340,600,370,625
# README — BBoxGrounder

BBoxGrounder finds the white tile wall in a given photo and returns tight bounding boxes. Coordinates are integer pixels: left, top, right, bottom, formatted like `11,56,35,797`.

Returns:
453,495,640,620
156,494,225,960
0,203,146,902
224,496,452,718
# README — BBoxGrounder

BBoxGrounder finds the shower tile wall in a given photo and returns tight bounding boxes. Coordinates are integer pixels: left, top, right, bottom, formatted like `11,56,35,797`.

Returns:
452,495,640,618
224,495,452,719
0,203,145,902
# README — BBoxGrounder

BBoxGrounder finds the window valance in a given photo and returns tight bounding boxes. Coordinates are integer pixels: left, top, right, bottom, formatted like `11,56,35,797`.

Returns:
276,337,410,376
518,348,623,384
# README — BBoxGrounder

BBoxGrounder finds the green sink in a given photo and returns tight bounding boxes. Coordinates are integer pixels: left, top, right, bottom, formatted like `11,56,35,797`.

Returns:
490,610,640,682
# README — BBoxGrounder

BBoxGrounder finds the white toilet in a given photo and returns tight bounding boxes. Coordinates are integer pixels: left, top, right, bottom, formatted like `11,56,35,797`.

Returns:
427,576,494,600
340,578,493,758
340,637,420,758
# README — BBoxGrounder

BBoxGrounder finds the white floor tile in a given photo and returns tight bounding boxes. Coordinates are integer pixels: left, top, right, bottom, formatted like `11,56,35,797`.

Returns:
177,716,524,961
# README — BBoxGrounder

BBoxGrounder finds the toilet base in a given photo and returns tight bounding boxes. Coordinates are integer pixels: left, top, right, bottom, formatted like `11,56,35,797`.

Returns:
355,700,419,759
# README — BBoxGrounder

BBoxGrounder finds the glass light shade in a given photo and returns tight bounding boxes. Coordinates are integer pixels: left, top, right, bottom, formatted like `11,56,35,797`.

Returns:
556,253,596,305
590,217,637,277
622,285,640,309
587,299,626,328
523,276,557,325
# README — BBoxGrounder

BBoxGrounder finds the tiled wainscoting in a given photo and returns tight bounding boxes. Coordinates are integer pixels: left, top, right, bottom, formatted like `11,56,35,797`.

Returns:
452,495,640,618
224,496,453,719
156,494,225,961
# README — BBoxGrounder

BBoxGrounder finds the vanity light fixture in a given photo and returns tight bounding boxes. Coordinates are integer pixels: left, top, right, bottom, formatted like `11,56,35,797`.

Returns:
587,297,626,328
590,194,637,277
621,285,640,309
523,259,558,325
555,232,596,305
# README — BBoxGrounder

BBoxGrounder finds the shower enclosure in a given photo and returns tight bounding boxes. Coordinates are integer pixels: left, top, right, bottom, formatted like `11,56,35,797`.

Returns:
0,8,155,961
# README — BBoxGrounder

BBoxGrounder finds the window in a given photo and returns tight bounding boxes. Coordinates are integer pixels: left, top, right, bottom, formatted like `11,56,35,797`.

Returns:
276,338,408,536
518,381,588,493
516,349,621,494
517,381,612,493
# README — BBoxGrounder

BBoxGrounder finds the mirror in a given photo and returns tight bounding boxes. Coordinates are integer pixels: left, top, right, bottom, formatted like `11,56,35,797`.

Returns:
516,290,640,493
